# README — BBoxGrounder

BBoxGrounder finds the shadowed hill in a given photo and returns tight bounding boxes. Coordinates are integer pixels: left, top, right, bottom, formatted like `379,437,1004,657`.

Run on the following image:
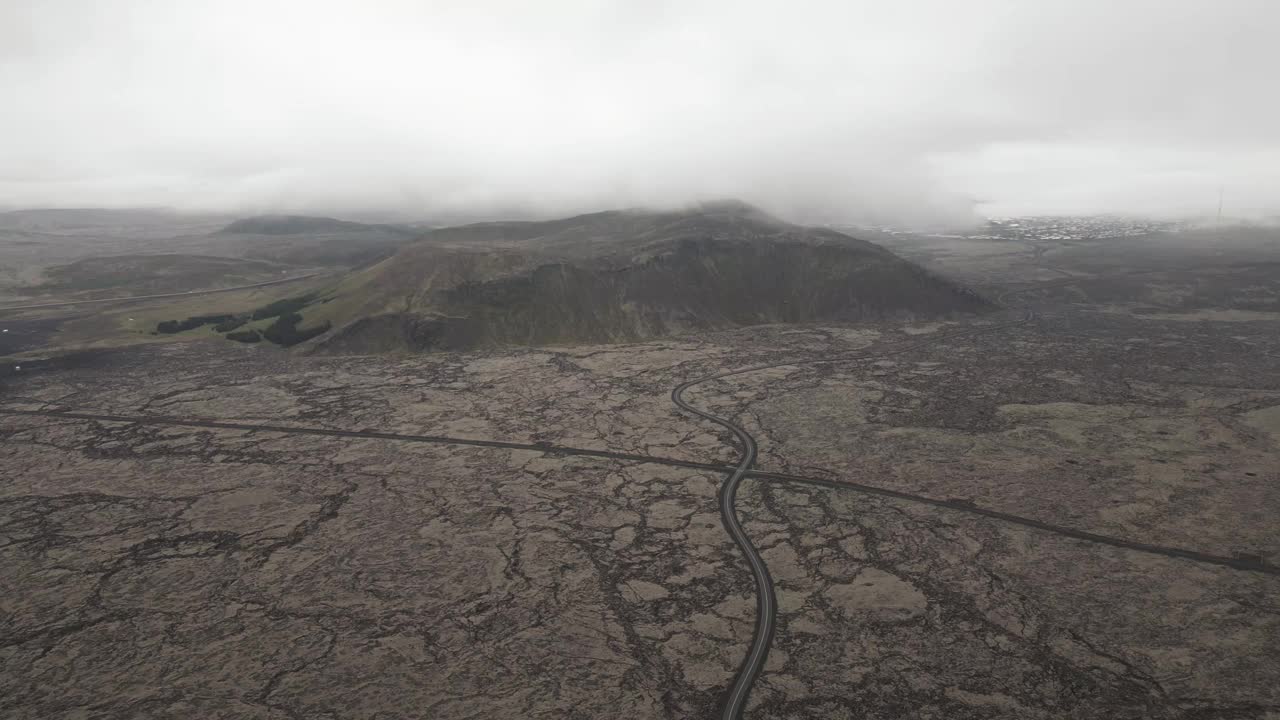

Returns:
209,215,419,267
218,214,408,236
25,253,288,298
298,203,992,353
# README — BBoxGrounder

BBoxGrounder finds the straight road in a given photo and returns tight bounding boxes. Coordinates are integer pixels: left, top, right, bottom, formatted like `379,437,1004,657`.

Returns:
1,406,1271,577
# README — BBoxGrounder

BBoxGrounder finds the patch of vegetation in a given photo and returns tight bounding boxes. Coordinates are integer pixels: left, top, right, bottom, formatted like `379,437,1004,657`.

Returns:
212,316,248,332
155,314,236,334
261,313,331,347
225,329,262,343
251,293,317,321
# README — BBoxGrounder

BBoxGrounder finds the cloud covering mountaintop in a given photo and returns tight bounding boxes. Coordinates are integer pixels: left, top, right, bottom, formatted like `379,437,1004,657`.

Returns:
3,0,1278,222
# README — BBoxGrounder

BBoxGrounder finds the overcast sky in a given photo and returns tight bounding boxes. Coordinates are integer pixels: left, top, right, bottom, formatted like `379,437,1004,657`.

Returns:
2,0,1278,223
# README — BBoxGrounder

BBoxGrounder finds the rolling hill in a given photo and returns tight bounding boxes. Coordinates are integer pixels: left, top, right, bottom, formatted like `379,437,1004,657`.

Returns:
206,215,417,267
283,203,993,353
25,253,290,297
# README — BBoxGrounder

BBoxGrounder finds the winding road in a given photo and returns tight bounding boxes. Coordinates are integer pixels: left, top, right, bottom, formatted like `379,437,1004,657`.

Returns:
670,306,1035,719
673,262,1159,718
671,372,770,720
675,262,1271,718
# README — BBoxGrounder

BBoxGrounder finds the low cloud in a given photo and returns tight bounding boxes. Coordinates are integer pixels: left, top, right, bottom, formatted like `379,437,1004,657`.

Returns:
2,0,1277,223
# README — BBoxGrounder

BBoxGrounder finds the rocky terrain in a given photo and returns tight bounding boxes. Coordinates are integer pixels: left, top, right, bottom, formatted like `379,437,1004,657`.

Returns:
1,215,1278,719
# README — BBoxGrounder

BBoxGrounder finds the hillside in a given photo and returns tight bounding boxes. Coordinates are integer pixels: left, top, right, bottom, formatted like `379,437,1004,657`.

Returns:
207,215,417,267
218,214,397,235
292,204,992,353
0,210,247,298
24,253,289,298
0,208,232,236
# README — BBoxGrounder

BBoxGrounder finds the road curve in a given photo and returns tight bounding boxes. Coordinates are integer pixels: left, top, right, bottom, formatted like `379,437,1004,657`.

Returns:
669,308,1034,719
671,373,773,720
664,319,1012,717
0,272,323,313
